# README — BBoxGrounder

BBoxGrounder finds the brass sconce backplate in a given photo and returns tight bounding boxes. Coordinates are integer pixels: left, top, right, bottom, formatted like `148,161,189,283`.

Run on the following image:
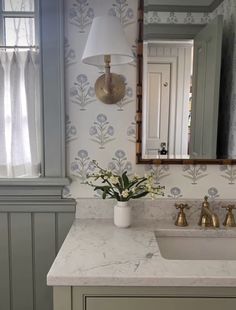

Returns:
95,73,125,104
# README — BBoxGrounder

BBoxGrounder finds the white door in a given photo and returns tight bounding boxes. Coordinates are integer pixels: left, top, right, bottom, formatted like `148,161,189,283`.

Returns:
145,63,171,156
190,15,223,159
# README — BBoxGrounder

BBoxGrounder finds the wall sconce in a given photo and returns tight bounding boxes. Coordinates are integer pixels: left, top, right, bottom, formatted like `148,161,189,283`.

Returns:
82,16,134,104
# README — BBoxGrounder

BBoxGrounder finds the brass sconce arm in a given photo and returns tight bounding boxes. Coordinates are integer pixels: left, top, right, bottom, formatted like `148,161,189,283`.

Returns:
104,55,112,95
95,55,126,104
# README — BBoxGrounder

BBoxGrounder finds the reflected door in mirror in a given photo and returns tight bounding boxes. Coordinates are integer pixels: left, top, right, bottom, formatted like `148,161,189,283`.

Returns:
142,41,192,159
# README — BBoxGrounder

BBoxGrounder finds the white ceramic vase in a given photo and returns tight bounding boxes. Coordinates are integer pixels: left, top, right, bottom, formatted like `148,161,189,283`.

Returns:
114,201,131,228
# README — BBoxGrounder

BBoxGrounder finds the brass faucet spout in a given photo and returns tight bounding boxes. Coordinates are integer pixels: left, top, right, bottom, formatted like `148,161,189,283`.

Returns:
198,196,220,228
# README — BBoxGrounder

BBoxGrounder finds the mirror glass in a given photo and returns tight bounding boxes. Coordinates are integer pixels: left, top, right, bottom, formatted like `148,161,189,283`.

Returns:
141,0,236,160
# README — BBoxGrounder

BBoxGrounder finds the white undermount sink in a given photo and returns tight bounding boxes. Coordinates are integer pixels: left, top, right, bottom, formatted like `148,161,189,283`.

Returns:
155,231,236,260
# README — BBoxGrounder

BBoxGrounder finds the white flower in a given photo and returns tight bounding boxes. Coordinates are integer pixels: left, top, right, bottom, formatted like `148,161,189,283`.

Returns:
131,188,136,193
103,175,108,180
148,175,153,181
133,173,139,180
109,175,119,185
121,189,129,198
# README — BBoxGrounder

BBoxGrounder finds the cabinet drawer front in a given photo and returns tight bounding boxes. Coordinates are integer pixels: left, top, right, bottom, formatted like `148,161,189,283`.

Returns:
86,297,236,310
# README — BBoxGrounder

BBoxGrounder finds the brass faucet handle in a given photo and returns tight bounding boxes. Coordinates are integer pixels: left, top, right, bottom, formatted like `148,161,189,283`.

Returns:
222,205,236,227
174,204,189,227
175,203,190,210
222,204,236,211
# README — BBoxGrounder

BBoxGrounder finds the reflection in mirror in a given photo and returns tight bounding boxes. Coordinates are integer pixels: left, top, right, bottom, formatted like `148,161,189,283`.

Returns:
138,0,236,162
142,39,193,159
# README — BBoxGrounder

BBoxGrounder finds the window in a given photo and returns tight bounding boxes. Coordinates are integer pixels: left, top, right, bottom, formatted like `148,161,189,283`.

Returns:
0,0,68,194
0,0,41,178
0,0,36,46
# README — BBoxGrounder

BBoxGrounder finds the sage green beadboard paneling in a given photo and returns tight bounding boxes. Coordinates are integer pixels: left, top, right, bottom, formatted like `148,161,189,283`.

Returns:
0,201,75,310
57,213,75,250
0,213,10,310
0,199,75,213
10,213,34,310
34,213,56,310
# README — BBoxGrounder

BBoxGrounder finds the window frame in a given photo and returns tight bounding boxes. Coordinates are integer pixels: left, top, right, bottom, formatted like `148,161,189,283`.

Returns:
0,0,35,46
0,0,69,195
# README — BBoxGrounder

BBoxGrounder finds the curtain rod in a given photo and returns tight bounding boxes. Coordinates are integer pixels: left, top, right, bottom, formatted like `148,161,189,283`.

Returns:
0,45,39,49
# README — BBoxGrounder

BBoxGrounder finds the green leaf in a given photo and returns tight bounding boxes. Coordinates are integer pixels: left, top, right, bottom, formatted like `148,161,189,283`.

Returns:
113,191,120,200
122,171,129,188
93,185,110,191
102,191,107,199
132,191,149,199
118,175,124,189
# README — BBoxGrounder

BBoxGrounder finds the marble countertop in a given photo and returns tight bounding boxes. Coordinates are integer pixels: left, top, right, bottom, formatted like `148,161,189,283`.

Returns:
47,219,236,287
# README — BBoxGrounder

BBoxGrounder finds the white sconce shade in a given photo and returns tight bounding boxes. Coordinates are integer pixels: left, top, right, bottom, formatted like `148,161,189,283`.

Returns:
81,15,134,104
82,16,134,66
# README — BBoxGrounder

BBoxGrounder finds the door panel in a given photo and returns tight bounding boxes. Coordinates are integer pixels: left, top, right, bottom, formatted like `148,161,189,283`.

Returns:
146,63,170,154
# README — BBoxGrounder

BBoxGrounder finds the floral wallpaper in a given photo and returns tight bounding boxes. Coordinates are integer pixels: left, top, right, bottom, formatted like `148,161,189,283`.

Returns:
145,11,211,24
64,0,236,200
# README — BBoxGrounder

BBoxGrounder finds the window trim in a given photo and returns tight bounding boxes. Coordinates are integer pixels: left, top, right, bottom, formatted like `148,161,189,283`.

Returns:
40,0,66,178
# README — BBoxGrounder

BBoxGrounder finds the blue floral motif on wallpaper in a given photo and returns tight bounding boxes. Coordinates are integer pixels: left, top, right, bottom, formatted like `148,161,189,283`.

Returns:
71,149,96,183
63,186,72,198
65,37,76,66
184,12,195,24
183,165,207,185
108,149,132,176
201,13,210,24
69,0,94,33
127,120,136,143
220,165,236,184
70,74,95,110
167,187,183,199
145,165,170,185
89,114,115,149
66,115,77,143
167,12,178,24
207,187,220,199
108,0,135,27
116,76,134,111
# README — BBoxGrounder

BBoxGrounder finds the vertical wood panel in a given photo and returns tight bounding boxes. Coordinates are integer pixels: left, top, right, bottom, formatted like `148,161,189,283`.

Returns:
0,206,74,310
34,213,56,310
57,213,74,250
10,213,34,310
0,213,10,310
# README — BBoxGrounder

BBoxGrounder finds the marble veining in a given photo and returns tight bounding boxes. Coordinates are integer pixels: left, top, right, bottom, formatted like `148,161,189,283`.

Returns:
47,219,236,287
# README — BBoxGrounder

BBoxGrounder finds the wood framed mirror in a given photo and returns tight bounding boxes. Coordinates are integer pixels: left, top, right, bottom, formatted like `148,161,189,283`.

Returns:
136,0,236,165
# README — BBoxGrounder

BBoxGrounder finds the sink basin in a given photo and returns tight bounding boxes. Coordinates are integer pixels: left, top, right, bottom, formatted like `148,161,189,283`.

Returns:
155,231,236,260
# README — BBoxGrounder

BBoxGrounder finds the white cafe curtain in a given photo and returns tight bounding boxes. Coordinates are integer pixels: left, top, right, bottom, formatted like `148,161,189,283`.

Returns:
0,50,41,177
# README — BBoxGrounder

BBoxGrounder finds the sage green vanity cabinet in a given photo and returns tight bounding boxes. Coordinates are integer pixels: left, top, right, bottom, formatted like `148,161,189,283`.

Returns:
53,286,236,310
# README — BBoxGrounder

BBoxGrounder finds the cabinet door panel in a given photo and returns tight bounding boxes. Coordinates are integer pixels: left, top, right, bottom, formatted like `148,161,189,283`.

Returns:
86,297,236,310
